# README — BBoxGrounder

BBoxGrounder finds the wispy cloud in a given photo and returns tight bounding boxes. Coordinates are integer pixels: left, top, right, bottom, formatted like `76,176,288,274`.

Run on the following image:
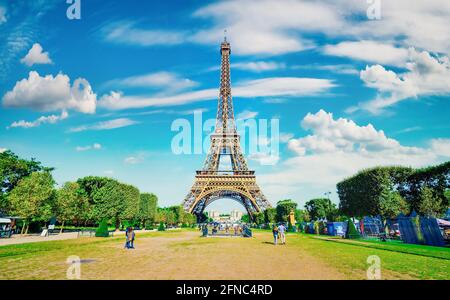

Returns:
103,71,197,91
69,118,139,133
394,126,422,135
99,77,336,110
76,143,102,152
322,41,409,67
124,152,146,165
236,110,258,120
8,111,68,129
232,61,286,72
101,21,186,46
0,5,7,25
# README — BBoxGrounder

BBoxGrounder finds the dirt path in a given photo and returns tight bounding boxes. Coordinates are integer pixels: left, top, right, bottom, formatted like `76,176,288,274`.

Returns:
77,231,346,280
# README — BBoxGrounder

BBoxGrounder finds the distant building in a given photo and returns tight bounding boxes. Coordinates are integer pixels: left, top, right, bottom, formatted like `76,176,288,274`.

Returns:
230,209,243,222
208,210,220,221
208,209,243,222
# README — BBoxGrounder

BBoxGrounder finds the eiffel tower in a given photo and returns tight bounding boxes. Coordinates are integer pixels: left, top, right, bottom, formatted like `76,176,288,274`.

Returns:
182,36,271,220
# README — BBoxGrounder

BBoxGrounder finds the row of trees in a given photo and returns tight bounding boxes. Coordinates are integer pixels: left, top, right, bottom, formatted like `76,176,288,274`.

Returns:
246,197,341,225
337,162,449,220
155,206,196,226
0,150,196,233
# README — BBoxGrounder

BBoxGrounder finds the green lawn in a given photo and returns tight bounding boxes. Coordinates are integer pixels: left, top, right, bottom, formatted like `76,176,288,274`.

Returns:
287,232,450,279
1,229,449,280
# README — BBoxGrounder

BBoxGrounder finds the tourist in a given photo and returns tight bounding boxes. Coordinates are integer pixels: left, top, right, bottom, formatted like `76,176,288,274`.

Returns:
278,223,286,245
272,224,279,245
124,227,130,249
130,227,136,249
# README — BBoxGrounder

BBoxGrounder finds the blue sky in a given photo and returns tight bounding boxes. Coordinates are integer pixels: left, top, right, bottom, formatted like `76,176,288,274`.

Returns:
1,0,449,212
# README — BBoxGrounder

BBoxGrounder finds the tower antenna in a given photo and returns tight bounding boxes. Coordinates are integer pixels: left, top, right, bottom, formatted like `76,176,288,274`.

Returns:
224,29,227,42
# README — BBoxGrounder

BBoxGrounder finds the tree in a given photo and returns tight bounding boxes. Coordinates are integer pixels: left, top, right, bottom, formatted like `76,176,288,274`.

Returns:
295,209,310,223
241,214,250,223
276,199,297,222
119,183,140,224
137,193,157,227
91,179,126,229
304,198,338,221
417,186,442,217
399,162,449,213
9,172,56,234
56,182,89,233
0,150,51,214
378,189,409,220
253,212,265,225
165,210,176,225
77,176,116,224
264,208,276,223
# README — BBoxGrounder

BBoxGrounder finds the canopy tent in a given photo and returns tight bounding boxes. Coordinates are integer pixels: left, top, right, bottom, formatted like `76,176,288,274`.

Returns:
0,218,11,224
437,218,450,227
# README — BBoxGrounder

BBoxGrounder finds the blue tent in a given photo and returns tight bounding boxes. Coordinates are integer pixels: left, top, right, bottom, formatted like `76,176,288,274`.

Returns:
326,222,346,236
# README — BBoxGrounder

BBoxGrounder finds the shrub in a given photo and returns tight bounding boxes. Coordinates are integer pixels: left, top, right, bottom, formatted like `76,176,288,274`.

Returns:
95,219,109,237
157,222,165,231
345,219,361,239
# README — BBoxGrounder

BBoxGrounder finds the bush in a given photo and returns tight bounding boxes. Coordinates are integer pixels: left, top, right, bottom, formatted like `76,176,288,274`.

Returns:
345,219,361,239
95,219,109,237
157,222,165,231
145,224,154,230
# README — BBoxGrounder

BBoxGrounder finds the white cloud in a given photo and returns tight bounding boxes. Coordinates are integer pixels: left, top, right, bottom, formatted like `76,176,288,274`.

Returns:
104,170,114,176
20,43,52,66
75,143,102,152
322,41,409,67
349,48,450,114
288,110,414,155
98,1,450,58
430,138,450,157
259,110,449,200
293,64,358,75
8,110,68,129
104,71,197,91
69,118,139,133
124,153,145,165
248,152,279,165
101,21,186,46
279,132,294,143
0,148,7,153
236,110,258,120
2,71,97,114
232,61,285,72
190,0,342,55
99,77,335,110
0,5,7,25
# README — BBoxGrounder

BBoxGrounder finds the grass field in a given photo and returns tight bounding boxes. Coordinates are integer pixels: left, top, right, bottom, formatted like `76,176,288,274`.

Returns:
0,229,449,280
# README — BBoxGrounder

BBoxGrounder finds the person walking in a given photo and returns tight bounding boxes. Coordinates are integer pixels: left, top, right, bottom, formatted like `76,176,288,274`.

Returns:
129,227,136,249
272,224,279,245
278,223,286,245
124,227,130,249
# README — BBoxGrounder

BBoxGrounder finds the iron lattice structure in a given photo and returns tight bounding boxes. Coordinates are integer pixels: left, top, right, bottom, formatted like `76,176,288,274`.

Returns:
182,38,271,220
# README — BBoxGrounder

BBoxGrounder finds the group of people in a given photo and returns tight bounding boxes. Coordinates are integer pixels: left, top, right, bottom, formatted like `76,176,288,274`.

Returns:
272,223,287,245
200,223,244,236
124,227,135,249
